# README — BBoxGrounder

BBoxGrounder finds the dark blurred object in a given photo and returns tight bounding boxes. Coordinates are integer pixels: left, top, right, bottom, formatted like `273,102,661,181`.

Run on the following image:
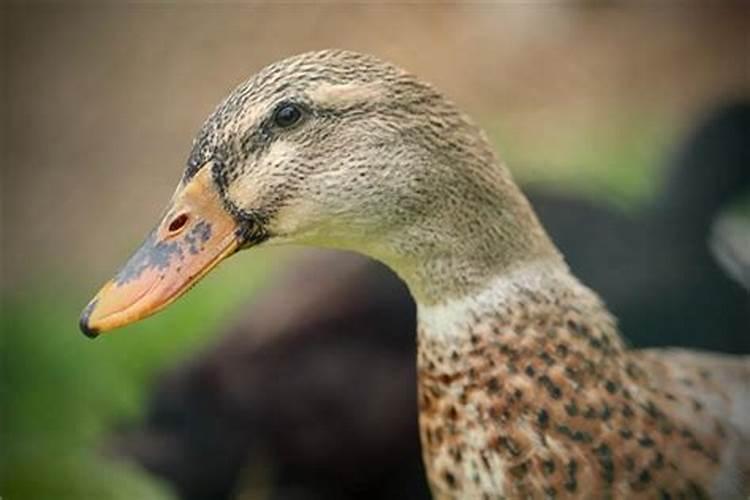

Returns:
115,253,427,500
115,101,749,499
533,100,750,352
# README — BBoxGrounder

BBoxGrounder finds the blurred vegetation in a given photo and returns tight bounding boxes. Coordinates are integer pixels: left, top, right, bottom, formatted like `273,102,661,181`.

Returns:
490,111,675,210
1,251,278,500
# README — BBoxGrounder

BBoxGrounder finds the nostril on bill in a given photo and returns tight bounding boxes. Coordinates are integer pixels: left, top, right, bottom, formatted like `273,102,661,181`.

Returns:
168,213,189,233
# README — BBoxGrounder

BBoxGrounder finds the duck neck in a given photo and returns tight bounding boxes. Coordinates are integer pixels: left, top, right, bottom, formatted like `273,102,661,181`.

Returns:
414,258,574,339
410,240,623,498
366,158,566,309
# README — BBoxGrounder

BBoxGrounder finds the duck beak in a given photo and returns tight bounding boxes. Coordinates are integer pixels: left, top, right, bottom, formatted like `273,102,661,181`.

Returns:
79,167,241,338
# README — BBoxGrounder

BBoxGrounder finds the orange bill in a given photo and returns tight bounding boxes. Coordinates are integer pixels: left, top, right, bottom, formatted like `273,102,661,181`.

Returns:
79,167,240,338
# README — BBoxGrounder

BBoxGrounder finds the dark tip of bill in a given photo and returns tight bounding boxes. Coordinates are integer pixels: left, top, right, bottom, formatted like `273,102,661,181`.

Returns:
79,300,100,339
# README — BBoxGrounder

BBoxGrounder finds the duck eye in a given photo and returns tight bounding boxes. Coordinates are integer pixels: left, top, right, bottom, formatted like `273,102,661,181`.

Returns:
273,103,303,128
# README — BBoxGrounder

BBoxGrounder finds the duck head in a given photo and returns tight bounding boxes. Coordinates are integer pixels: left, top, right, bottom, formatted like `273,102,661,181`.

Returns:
80,50,557,337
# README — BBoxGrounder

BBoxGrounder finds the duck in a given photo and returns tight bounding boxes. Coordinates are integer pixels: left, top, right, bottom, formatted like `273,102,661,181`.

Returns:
115,102,750,500
81,50,750,499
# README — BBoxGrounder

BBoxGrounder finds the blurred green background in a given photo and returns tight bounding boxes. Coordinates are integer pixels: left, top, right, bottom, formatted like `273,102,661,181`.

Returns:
1,4,748,499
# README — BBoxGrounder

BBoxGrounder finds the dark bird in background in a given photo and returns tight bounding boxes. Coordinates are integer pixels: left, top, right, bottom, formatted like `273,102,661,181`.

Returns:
532,101,750,353
114,101,749,500
115,253,425,500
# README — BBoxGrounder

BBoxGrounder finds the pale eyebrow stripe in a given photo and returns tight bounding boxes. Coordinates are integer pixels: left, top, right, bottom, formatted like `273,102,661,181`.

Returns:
306,82,384,108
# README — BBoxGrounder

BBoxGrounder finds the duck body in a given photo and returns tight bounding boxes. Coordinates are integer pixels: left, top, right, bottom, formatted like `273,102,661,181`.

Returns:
417,264,748,498
81,50,749,498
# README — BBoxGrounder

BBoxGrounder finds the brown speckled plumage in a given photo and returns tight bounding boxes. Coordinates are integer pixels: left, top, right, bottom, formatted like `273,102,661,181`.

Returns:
416,270,748,498
131,50,750,498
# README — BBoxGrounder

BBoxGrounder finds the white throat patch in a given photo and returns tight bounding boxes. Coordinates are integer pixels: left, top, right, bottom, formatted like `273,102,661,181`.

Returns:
416,259,576,342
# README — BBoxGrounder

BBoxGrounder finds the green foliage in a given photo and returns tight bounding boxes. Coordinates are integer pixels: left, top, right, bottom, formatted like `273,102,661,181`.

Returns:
0,251,278,500
487,111,676,210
